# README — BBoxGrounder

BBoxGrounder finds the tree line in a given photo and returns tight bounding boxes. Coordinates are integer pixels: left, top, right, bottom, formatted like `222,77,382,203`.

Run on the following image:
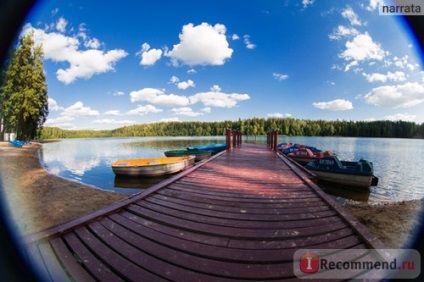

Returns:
39,118,424,139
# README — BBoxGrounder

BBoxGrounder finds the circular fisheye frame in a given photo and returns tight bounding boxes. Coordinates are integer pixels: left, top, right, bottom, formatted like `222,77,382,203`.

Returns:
0,1,423,281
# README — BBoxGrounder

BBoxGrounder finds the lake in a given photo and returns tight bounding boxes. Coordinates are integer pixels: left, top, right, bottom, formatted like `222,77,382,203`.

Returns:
40,136,424,203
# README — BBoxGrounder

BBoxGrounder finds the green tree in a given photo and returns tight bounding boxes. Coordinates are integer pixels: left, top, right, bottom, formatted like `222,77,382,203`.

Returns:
0,31,48,140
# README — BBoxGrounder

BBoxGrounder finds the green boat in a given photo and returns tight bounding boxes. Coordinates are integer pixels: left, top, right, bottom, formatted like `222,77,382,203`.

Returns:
164,149,212,162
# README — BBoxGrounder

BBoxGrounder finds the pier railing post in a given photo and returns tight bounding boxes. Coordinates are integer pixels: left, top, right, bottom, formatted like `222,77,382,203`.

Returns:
273,130,278,152
226,128,231,150
227,129,243,150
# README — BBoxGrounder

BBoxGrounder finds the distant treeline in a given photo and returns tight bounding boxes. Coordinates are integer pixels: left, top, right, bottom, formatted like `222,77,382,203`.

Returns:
39,118,424,139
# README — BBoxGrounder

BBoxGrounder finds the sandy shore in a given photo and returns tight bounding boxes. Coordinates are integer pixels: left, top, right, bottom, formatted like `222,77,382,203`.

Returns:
0,142,127,235
0,141,422,248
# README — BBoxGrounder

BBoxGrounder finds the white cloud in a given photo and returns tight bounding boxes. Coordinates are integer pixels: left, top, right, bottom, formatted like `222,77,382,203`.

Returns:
84,38,101,49
103,110,120,116
366,0,384,11
166,22,233,66
169,76,179,84
127,104,163,116
243,35,256,49
55,17,67,33
272,72,289,81
177,79,195,90
48,98,62,111
267,113,292,118
160,117,181,122
130,88,189,106
171,107,203,116
93,119,135,125
384,113,417,122
232,34,240,40
201,107,211,113
187,68,196,74
112,90,125,96
362,71,406,82
189,85,250,108
302,0,315,8
61,102,99,117
313,99,353,111
342,6,362,26
25,24,128,84
137,42,163,66
339,32,386,63
329,25,359,40
363,82,424,108
44,116,75,129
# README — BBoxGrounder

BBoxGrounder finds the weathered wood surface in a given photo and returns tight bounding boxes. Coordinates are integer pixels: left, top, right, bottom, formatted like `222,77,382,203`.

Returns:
24,143,384,281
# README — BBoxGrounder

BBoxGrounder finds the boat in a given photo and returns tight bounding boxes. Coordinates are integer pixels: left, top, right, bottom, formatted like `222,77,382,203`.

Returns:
305,156,379,188
112,155,195,177
187,143,227,154
279,143,322,155
164,149,212,162
286,148,336,166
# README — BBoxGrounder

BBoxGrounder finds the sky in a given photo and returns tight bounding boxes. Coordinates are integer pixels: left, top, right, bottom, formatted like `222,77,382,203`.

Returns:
20,0,424,130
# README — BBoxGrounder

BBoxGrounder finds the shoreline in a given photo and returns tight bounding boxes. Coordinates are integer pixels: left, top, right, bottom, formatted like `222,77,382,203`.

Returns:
0,141,422,248
0,142,127,235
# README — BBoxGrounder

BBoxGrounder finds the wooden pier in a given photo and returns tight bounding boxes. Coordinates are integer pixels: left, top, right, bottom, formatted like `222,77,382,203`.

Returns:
24,139,385,281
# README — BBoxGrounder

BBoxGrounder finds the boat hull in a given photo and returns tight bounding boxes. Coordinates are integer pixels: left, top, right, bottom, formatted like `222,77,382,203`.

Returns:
164,150,212,161
112,156,195,177
311,170,374,188
187,143,226,154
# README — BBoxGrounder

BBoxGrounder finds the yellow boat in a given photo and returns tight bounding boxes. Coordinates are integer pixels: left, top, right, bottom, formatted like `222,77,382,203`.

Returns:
112,155,195,177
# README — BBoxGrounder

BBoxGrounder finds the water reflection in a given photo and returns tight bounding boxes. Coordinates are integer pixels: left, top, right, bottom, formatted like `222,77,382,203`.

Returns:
113,175,171,189
41,136,424,203
319,183,371,203
41,137,225,194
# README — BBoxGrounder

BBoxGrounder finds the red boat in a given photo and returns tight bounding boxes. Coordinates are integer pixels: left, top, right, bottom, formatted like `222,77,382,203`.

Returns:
286,148,335,165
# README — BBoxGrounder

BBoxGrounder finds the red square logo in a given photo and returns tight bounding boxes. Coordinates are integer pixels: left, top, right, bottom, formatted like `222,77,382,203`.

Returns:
299,253,319,273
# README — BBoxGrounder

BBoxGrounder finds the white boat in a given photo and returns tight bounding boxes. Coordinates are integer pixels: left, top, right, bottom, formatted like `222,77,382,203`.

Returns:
112,155,195,177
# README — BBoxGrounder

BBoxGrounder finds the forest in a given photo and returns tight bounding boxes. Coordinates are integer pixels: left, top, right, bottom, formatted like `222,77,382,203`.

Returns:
39,118,424,139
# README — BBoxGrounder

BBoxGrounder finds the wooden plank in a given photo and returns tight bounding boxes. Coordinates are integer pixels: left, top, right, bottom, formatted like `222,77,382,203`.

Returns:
104,215,345,263
149,193,328,214
92,220,296,280
49,237,95,282
36,241,73,282
156,188,320,205
134,200,337,226
73,226,165,281
125,204,347,239
146,195,332,218
63,231,124,282
154,189,326,209
228,227,359,249
167,183,316,198
116,211,230,247
86,221,238,281
25,243,52,282
142,196,335,224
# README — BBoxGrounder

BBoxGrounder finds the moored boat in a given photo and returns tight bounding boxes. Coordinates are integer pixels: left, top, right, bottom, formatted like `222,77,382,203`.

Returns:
112,155,195,177
187,143,226,154
287,148,336,166
164,149,212,161
305,156,379,188
279,143,322,155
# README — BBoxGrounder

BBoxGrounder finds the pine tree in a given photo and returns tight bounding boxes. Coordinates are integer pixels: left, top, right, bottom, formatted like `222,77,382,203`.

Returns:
0,30,48,140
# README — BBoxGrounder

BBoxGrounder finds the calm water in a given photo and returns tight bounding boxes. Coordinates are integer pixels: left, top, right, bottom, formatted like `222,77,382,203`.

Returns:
40,136,424,203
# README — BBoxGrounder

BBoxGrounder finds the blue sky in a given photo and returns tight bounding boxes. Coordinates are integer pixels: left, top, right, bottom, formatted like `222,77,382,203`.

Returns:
22,0,424,130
